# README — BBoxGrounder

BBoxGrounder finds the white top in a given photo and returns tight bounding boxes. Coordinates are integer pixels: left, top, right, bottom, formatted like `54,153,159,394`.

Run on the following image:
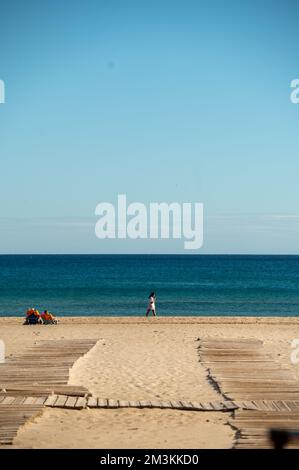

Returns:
148,296,155,310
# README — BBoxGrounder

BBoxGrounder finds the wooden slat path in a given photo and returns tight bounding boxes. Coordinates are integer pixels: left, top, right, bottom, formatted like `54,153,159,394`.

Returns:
0,403,45,445
44,395,239,411
3,336,299,448
49,395,299,414
0,384,89,397
0,339,97,445
0,339,97,387
198,337,299,449
232,410,299,449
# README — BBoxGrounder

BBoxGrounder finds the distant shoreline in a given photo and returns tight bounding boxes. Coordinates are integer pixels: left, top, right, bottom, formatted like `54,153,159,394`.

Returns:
1,316,299,324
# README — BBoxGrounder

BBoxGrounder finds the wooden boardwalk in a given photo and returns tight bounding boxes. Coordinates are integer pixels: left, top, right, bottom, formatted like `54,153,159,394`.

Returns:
0,339,97,445
2,336,299,448
0,339,97,388
232,409,299,449
198,337,299,449
0,403,45,446
47,395,239,411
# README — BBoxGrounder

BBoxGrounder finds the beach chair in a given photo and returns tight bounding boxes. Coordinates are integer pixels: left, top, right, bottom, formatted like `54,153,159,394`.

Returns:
42,318,58,325
40,310,58,325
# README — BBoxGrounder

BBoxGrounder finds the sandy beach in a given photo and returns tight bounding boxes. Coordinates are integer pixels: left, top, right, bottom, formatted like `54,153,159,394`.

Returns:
1,316,299,448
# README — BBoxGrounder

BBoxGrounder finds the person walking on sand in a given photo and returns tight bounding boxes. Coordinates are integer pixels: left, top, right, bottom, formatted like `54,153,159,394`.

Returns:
146,292,156,317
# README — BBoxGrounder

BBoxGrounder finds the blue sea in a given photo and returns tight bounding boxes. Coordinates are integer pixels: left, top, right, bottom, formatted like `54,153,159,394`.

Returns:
0,255,299,317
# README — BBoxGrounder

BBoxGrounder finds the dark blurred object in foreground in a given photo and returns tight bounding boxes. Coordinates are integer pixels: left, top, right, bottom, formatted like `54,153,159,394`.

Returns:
270,429,299,449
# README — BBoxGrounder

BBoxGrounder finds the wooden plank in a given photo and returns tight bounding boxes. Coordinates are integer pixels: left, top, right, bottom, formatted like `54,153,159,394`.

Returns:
97,399,108,407
23,397,38,405
74,397,86,409
281,400,292,411
200,402,214,411
201,345,264,349
128,401,141,408
1,397,16,405
218,377,298,384
44,394,59,407
107,399,119,408
170,401,181,409
209,401,224,411
287,401,299,411
159,401,172,409
65,396,79,409
34,396,47,406
87,397,98,408
179,401,193,410
202,356,272,364
139,400,152,408
200,339,262,345
221,400,238,410
53,395,68,407
239,401,258,410
234,410,299,417
11,396,26,405
150,400,161,408
190,401,203,410
118,400,130,407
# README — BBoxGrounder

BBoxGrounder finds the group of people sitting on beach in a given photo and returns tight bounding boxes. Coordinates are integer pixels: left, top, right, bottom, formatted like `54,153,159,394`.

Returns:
24,308,57,325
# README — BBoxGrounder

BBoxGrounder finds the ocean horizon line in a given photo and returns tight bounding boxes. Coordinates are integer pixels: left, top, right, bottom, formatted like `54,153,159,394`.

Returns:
1,253,299,257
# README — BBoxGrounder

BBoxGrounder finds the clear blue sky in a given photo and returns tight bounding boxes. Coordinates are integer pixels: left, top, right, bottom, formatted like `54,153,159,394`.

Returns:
0,0,298,253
